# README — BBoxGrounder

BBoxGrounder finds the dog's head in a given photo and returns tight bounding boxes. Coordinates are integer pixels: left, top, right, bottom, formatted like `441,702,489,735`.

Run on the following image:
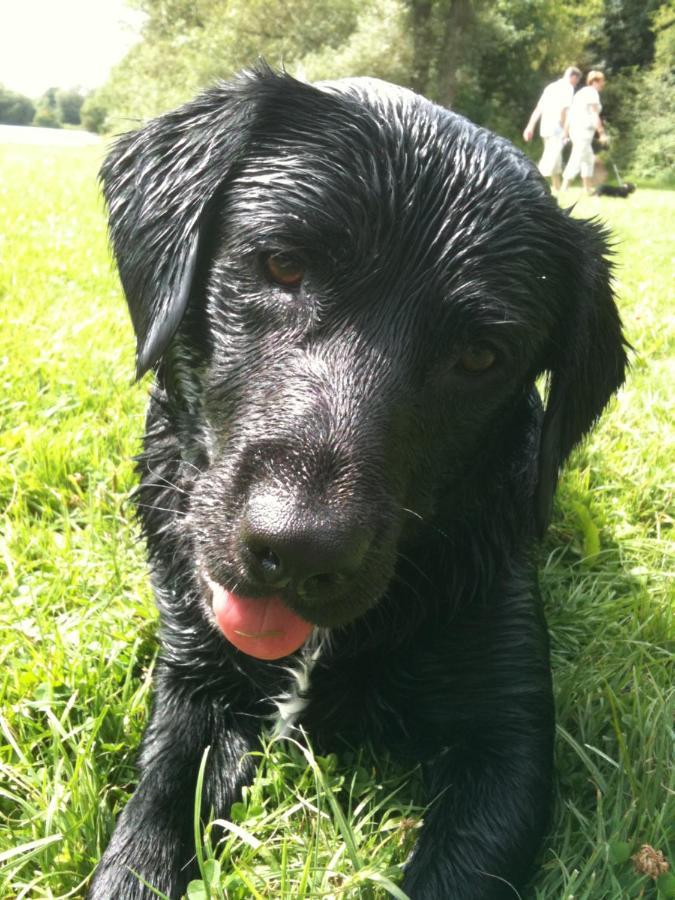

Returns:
101,66,626,657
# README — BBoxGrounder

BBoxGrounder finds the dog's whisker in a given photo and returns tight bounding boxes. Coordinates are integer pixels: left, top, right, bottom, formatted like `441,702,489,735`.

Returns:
145,455,204,476
144,466,191,495
392,571,424,604
401,506,425,522
400,505,452,543
136,502,186,517
396,551,435,588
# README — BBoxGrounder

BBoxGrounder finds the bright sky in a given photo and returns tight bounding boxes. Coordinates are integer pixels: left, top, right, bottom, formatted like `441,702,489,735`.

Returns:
0,0,144,98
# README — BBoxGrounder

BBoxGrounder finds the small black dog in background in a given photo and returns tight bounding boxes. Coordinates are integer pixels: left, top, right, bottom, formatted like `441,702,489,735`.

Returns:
595,182,637,197
92,65,627,899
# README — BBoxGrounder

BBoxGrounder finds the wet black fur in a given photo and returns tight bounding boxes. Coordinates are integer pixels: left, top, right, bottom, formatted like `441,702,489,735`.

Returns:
91,66,627,899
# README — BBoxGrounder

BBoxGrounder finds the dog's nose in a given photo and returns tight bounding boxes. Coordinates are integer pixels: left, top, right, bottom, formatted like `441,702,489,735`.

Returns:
241,494,369,595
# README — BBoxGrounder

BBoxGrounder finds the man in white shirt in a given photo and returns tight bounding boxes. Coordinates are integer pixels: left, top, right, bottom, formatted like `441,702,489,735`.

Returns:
561,70,608,194
523,66,581,191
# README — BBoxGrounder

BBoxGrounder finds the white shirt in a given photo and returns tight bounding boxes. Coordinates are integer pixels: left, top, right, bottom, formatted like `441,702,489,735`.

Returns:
568,86,602,135
538,79,575,138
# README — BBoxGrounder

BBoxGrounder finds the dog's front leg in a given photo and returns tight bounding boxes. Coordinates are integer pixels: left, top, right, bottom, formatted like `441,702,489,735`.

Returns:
399,579,554,900
401,726,553,899
89,667,257,900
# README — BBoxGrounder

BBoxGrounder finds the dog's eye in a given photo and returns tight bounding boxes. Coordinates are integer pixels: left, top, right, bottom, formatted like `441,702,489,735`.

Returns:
263,253,305,288
458,345,497,373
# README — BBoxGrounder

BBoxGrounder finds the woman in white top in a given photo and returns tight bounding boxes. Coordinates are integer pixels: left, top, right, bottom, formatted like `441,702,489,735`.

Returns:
561,70,607,194
523,67,581,192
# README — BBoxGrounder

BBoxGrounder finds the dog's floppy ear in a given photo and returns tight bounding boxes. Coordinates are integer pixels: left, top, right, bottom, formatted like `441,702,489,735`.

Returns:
100,74,260,378
535,218,628,535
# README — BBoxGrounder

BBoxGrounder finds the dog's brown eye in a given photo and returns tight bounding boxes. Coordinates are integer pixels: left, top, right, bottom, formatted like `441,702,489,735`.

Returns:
458,345,497,373
264,253,305,288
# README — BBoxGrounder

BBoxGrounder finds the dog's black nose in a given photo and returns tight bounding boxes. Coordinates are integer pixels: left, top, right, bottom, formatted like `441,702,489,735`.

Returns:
241,494,369,595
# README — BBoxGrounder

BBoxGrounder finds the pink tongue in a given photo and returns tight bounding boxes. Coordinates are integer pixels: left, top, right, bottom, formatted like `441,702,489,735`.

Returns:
211,583,313,660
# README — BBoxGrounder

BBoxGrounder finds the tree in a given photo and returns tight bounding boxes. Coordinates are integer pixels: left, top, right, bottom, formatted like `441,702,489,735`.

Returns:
581,0,673,175
40,87,60,112
628,4,675,180
587,0,665,72
96,0,361,127
406,0,480,106
57,89,85,125
300,0,413,87
32,106,61,128
0,86,35,125
80,93,108,133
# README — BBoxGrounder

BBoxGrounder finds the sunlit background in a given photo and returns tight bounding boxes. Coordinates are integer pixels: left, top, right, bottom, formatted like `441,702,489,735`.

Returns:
0,0,142,96
0,0,671,182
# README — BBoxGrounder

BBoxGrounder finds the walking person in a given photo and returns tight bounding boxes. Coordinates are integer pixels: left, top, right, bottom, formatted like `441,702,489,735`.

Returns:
561,70,608,194
523,66,581,192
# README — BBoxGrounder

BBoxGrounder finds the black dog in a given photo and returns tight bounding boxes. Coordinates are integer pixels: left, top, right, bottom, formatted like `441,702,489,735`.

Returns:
92,66,627,899
594,182,637,197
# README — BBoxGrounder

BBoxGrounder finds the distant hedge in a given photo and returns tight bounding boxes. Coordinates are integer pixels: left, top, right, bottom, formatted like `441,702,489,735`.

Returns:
0,86,35,125
0,85,99,132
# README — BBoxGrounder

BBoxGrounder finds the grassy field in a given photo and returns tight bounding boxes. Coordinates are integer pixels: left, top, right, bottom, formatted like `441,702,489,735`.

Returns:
0,141,673,899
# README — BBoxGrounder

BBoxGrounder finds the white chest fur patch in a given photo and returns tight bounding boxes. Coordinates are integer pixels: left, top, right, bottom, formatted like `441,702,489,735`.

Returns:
269,631,325,738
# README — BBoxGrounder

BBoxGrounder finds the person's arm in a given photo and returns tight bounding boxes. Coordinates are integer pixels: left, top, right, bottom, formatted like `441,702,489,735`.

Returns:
523,100,542,142
590,104,605,138
563,116,570,142
559,106,570,143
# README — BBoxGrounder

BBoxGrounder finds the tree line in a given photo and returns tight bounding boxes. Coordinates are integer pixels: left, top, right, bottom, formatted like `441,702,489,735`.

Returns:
0,85,105,132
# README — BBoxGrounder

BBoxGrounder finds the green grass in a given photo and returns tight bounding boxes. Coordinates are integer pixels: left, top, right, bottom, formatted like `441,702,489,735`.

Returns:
0,144,673,899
